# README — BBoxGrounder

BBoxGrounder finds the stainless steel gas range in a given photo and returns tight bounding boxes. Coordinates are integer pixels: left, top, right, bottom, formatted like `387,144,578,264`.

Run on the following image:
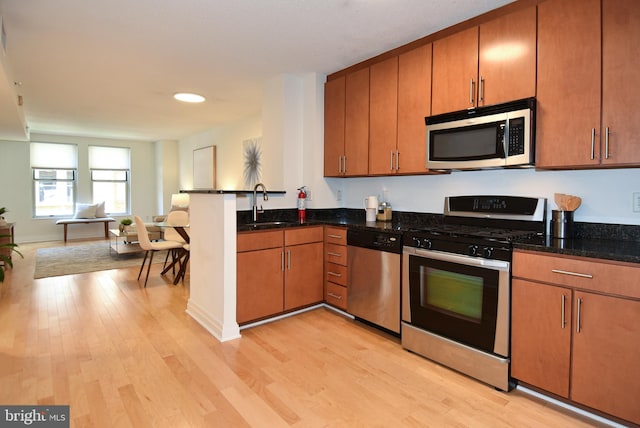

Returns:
401,195,546,391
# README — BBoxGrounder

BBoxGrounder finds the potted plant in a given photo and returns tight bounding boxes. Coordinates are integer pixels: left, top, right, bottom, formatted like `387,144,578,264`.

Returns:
119,218,133,232
0,237,21,282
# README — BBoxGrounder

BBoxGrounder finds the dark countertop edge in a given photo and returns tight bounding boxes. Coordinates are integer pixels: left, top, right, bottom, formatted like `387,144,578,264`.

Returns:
181,189,286,194
514,239,640,265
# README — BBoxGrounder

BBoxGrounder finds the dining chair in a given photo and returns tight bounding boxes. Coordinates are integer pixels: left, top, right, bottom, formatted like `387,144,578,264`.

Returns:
161,210,190,277
134,215,184,287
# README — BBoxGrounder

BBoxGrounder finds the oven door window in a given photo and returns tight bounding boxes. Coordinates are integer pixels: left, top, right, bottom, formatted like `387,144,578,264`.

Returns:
409,255,499,354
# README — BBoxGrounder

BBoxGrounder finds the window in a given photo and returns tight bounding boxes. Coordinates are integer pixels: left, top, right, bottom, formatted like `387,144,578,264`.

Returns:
30,143,77,217
89,146,130,215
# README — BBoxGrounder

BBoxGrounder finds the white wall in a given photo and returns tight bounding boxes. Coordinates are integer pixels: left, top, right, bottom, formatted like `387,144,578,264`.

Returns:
155,139,180,214
178,115,262,192
0,133,162,242
337,168,640,225
178,73,338,213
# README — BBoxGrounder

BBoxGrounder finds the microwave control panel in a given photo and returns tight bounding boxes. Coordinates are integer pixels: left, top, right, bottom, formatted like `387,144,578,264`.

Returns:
507,117,525,155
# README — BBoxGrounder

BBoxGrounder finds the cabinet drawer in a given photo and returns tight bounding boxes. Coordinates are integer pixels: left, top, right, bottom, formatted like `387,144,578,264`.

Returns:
285,226,323,246
324,226,347,245
237,230,283,252
325,262,347,286
325,243,347,266
325,282,347,310
513,250,640,299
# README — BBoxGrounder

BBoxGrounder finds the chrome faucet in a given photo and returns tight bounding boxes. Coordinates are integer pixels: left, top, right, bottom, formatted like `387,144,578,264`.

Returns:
252,183,269,221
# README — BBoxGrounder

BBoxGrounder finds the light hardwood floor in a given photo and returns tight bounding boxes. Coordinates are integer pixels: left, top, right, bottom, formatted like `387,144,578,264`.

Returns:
0,239,611,427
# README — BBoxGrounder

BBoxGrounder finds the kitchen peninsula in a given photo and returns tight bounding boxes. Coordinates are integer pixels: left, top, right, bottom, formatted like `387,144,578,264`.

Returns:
182,189,286,342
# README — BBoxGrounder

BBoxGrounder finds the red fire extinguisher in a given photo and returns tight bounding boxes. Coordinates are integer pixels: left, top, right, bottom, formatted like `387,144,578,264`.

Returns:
297,186,307,223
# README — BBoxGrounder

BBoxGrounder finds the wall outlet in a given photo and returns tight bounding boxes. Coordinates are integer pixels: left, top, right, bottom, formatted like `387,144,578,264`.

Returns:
336,190,342,201
633,192,640,213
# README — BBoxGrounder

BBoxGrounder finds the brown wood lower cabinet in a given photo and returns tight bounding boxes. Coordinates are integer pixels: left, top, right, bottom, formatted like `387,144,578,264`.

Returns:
324,226,348,311
237,227,323,324
512,250,640,426
284,240,323,311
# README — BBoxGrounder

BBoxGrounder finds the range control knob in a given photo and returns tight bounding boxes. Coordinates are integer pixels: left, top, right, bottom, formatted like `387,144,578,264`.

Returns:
483,247,494,258
468,245,479,256
422,239,432,249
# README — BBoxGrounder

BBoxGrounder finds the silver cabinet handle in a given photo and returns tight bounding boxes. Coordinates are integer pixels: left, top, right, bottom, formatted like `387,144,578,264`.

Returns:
551,269,593,279
338,156,342,174
479,76,484,102
327,234,343,239
327,292,342,300
590,128,596,160
561,294,566,329
281,251,285,271
576,297,583,333
342,156,347,174
287,249,291,270
327,271,342,277
469,78,475,105
327,252,342,257
605,127,610,159
395,150,399,171
390,151,394,171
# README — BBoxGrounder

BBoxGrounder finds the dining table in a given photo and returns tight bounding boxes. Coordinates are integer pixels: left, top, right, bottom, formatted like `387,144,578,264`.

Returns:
152,222,190,285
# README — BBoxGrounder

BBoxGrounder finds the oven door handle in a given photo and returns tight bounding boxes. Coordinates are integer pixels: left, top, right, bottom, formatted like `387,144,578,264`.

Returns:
410,248,510,271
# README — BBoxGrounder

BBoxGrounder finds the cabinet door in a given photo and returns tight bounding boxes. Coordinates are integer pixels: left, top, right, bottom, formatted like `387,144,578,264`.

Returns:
397,44,432,174
478,6,536,106
571,292,640,425
432,27,479,115
511,279,571,398
237,248,284,324
601,0,640,166
284,242,323,310
344,67,370,176
369,56,399,175
536,0,601,168
324,76,346,177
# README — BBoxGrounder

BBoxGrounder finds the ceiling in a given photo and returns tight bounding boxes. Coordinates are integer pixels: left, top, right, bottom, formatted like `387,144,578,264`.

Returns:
0,0,513,142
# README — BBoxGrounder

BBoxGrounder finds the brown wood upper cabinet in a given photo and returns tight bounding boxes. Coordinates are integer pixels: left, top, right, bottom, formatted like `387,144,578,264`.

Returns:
324,69,370,177
431,6,536,115
537,0,640,168
324,76,346,177
369,44,433,175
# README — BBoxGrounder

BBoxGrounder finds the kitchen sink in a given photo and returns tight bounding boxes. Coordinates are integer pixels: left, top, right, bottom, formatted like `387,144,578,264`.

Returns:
243,221,296,229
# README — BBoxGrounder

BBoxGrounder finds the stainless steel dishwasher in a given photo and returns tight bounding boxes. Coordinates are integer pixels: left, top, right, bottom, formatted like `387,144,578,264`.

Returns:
347,228,402,334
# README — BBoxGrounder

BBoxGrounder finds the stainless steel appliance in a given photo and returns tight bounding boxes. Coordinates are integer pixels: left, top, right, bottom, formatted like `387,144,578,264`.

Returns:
426,97,536,170
402,195,546,391
348,228,402,334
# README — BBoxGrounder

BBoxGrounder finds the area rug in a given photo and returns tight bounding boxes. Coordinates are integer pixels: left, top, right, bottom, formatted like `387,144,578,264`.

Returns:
34,242,166,279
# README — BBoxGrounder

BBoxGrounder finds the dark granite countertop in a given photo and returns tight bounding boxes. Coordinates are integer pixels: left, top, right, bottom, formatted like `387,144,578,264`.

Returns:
236,208,640,264
514,236,640,264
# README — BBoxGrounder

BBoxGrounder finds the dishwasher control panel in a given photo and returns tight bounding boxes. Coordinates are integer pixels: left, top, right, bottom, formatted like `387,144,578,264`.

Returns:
347,228,402,254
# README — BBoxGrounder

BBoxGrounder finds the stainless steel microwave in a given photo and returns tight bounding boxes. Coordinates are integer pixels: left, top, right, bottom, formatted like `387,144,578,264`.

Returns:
426,98,536,170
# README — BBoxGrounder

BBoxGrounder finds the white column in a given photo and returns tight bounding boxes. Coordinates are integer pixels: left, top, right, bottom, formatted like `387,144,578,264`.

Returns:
186,192,240,341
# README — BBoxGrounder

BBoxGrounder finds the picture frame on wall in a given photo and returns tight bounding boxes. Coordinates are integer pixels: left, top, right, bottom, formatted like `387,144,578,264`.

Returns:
193,145,216,189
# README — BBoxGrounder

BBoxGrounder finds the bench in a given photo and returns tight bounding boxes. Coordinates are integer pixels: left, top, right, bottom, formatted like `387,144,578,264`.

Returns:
56,217,115,242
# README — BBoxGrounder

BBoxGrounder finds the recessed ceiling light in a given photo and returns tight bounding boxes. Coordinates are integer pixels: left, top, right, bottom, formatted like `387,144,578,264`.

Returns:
174,92,205,103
